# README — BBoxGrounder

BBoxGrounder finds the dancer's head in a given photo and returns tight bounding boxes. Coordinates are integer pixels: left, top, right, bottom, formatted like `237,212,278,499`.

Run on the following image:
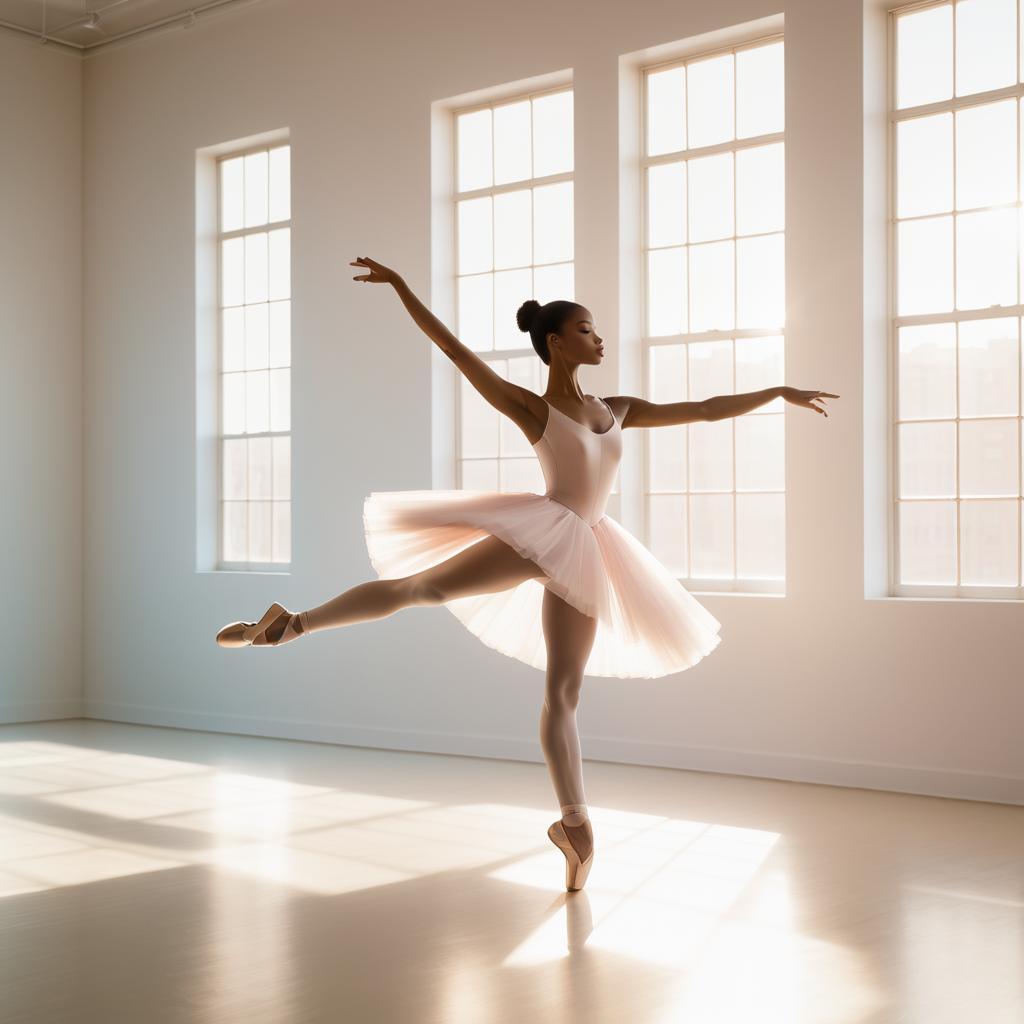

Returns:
516,299,603,367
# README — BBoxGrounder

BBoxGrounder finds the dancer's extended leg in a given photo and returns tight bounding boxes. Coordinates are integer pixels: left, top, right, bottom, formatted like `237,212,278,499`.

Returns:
299,534,545,635
539,588,598,862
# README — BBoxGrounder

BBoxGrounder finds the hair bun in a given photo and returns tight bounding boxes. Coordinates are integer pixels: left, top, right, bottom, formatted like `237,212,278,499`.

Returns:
516,299,542,333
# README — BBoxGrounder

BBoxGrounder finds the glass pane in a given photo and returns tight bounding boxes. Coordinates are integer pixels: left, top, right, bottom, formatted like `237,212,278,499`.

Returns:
222,307,245,372
461,376,500,458
897,113,953,218
245,370,269,434
898,322,957,420
688,338,733,400
222,372,245,435
458,272,493,351
221,237,244,308
959,418,1018,495
244,304,269,370
736,233,785,330
272,436,290,500
647,247,687,337
272,501,290,563
533,262,574,304
961,499,1018,584
647,162,686,248
899,421,957,497
501,457,544,493
736,143,784,235
268,228,290,301
248,437,272,500
687,53,734,149
647,66,686,157
898,216,953,314
494,189,531,270
268,145,290,222
736,40,784,138
956,208,1017,310
735,413,784,491
457,196,492,275
268,300,290,368
244,232,268,304
648,494,688,577
249,501,272,562
649,342,687,403
956,100,1016,211
222,438,247,500
457,108,492,192
222,501,247,562
896,5,953,108
650,425,687,491
533,181,573,264
689,240,734,332
899,500,956,583
735,335,785,412
690,492,733,577
736,493,785,579
956,0,1016,98
532,90,573,178
494,268,532,350
689,419,733,490
688,151,733,243
269,368,290,432
220,157,244,233
243,151,268,229
958,317,1019,417
461,458,499,490
494,100,531,185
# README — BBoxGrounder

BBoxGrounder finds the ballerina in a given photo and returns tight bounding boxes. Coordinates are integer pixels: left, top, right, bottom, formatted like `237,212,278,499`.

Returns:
216,255,839,891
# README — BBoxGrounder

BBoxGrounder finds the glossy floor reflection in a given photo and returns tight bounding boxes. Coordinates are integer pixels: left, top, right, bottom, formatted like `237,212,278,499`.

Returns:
1,719,1021,1023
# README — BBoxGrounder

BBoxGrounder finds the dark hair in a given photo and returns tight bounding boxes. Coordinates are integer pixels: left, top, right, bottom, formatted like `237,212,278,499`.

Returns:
515,299,584,365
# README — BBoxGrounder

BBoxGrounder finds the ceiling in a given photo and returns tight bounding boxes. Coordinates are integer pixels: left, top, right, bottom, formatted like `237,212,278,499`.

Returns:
0,0,265,53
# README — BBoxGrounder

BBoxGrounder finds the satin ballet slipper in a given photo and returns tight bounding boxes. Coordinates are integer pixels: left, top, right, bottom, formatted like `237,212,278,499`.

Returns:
216,602,302,648
547,818,595,892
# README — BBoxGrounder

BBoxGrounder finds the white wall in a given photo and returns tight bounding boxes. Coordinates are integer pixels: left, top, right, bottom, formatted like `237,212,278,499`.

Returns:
0,34,83,723
76,0,1023,803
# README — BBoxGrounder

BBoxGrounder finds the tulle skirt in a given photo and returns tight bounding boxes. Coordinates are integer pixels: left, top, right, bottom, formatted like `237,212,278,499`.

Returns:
362,489,723,679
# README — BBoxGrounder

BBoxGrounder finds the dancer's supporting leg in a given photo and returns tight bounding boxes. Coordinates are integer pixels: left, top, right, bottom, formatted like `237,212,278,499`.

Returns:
539,588,597,861
298,534,545,635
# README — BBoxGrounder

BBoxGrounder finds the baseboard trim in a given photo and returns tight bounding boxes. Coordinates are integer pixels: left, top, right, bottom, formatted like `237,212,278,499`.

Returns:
1,700,83,725
80,700,1024,806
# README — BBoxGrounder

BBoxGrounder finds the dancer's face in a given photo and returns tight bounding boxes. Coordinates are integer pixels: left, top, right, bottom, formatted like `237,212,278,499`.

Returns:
549,307,604,366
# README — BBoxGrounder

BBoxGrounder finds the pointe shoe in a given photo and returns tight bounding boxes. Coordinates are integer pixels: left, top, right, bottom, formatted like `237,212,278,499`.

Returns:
216,603,305,648
547,818,594,892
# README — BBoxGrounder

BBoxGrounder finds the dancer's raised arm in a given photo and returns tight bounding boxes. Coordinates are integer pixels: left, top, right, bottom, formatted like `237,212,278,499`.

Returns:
351,256,531,419
610,386,839,427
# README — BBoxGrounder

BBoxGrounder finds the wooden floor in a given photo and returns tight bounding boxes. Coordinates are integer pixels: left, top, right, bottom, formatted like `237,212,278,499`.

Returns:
2,719,1021,1024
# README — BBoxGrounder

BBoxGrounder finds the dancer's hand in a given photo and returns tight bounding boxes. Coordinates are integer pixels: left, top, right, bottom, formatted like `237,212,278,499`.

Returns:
351,256,398,285
780,387,839,417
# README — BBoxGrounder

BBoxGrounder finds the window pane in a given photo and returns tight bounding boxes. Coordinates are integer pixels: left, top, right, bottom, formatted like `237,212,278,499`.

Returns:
243,151,268,229
690,493,733,577
222,438,246,500
961,499,1019,584
958,317,1019,417
268,300,290,368
736,41,784,138
899,501,957,583
687,54,734,149
249,501,272,562
959,418,1018,496
689,240,735,331
956,0,1016,97
457,196,492,275
647,248,686,336
736,493,785,579
897,113,953,218
533,262,574,304
244,232,268,304
222,307,245,372
736,414,784,490
494,100,531,185
269,368,290,432
689,419,733,491
221,238,244,307
896,5,953,108
458,108,492,192
268,228,290,301
222,373,245,434
272,436,290,500
494,268,532,350
222,501,247,561
533,181,573,264
248,437,272,500
268,146,290,222
461,377,500,458
650,426,687,491
736,143,784,235
898,216,953,314
532,90,573,177
899,422,957,497
244,303,269,370
688,151,733,243
461,459,499,490
501,457,544,493
898,323,957,420
648,494,688,576
956,208,1017,309
220,157,244,233
272,501,290,563
494,189,531,270
689,338,732,422
735,335,785,412
649,341,688,403
647,66,686,156
246,369,269,433
647,162,686,248
736,233,784,329
956,100,1016,211
458,272,493,352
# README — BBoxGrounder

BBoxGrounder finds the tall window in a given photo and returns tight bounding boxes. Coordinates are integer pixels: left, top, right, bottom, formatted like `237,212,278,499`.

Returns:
217,144,292,567
893,0,1023,594
453,87,574,494
642,37,786,591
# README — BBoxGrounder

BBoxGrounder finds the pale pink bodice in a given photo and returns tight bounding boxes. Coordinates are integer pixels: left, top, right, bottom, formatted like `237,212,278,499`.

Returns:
531,397,623,527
